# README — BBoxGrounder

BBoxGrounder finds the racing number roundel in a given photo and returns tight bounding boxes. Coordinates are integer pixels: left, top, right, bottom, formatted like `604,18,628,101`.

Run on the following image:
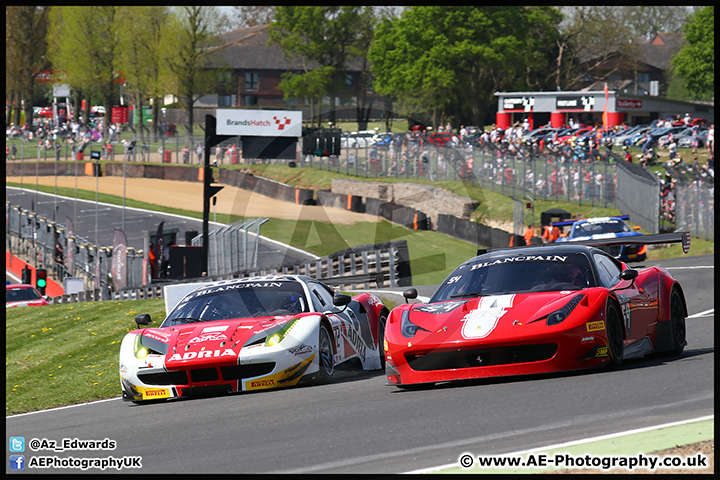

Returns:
460,295,515,339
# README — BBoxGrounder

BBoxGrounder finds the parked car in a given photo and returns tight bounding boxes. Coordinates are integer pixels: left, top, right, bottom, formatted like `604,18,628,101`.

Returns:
676,127,709,149
341,130,382,149
612,126,652,147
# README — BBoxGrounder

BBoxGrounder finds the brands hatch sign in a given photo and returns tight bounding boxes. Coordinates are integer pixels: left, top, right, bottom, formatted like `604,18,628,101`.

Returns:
216,109,302,137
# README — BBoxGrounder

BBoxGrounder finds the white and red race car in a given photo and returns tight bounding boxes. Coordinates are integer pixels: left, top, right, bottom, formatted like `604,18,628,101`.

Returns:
119,275,388,403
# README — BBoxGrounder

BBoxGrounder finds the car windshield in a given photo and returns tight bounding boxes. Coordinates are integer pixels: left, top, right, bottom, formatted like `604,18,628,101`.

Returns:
574,219,630,236
6,287,42,302
162,281,308,327
430,252,593,301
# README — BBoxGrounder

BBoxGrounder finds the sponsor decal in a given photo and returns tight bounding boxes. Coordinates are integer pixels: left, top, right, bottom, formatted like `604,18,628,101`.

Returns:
344,326,367,360
586,321,605,332
143,330,171,343
288,344,313,356
595,346,609,358
250,379,276,389
470,255,568,271
201,326,229,334
367,294,383,308
140,387,171,399
415,300,466,314
581,336,595,343
188,333,228,344
460,295,515,339
167,349,236,361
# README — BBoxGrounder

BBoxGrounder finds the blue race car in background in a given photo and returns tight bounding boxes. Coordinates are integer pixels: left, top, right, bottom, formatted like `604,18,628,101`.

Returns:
554,216,646,262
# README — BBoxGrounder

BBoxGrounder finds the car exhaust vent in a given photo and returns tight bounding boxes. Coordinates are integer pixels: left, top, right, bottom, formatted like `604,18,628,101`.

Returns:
138,370,188,385
190,368,219,383
406,343,557,371
221,362,276,381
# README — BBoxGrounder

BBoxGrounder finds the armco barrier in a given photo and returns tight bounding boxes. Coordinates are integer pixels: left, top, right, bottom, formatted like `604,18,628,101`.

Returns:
436,214,512,249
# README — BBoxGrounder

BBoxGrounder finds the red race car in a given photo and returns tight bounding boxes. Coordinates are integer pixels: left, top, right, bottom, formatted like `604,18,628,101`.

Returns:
6,284,50,308
385,233,690,388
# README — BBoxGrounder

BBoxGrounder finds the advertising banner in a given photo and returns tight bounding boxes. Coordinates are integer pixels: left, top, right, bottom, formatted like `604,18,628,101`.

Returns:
65,217,75,277
216,109,302,137
112,228,128,291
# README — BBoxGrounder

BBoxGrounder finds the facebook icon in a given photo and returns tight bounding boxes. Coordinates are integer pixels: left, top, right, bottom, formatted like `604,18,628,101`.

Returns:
10,454,25,470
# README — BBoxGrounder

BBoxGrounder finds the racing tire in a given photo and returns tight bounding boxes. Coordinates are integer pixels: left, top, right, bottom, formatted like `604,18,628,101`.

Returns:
606,302,624,369
668,289,687,356
317,323,334,384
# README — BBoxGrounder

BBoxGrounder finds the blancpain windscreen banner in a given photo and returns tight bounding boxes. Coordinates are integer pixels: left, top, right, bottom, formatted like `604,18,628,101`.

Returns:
216,109,302,137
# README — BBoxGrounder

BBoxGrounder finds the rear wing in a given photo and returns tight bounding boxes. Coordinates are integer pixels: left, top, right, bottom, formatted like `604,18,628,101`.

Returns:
477,231,691,256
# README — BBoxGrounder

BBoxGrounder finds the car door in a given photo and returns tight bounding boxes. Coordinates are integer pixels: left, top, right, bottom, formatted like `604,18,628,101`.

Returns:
306,281,368,365
593,252,654,343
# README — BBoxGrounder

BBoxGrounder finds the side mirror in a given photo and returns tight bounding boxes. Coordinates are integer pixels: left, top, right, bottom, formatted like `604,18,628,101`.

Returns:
620,269,638,281
333,294,351,312
135,313,152,328
612,269,638,291
403,288,418,303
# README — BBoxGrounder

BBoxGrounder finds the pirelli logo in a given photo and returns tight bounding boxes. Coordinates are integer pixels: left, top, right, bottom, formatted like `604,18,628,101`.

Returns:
586,321,605,332
143,388,170,399
249,379,275,389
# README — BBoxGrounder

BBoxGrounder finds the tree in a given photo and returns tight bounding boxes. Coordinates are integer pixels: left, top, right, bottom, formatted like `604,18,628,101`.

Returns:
116,6,171,144
229,6,275,29
47,6,120,139
161,6,225,147
268,6,369,125
368,6,561,128
6,6,50,129
671,6,714,101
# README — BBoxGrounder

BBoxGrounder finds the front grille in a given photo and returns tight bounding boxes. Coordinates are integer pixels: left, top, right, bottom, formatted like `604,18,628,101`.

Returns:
190,368,219,383
138,370,188,385
220,363,275,381
406,344,557,371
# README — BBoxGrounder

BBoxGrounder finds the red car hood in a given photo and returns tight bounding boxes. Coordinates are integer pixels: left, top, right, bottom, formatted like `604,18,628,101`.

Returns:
405,291,588,345
137,316,297,367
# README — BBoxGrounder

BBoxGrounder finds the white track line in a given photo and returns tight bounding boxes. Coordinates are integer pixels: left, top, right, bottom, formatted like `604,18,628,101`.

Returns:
406,414,715,474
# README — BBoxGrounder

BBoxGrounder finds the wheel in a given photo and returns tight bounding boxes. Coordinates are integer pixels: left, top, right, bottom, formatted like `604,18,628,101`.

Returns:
378,313,387,370
317,323,334,383
668,289,687,356
605,302,624,369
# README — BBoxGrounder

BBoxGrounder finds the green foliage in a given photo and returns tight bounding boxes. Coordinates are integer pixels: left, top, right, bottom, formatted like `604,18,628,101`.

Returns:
368,6,562,128
671,6,714,100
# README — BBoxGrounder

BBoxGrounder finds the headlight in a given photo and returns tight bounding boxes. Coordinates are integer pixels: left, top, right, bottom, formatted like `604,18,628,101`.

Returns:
264,318,299,347
400,310,429,338
133,333,168,358
546,294,585,326
134,335,150,359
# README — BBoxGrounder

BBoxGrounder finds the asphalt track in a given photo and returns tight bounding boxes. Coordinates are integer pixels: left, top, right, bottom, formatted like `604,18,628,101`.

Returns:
5,254,713,474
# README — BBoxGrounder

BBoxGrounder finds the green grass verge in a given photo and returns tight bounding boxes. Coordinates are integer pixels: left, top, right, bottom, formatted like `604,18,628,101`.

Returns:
6,299,166,415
